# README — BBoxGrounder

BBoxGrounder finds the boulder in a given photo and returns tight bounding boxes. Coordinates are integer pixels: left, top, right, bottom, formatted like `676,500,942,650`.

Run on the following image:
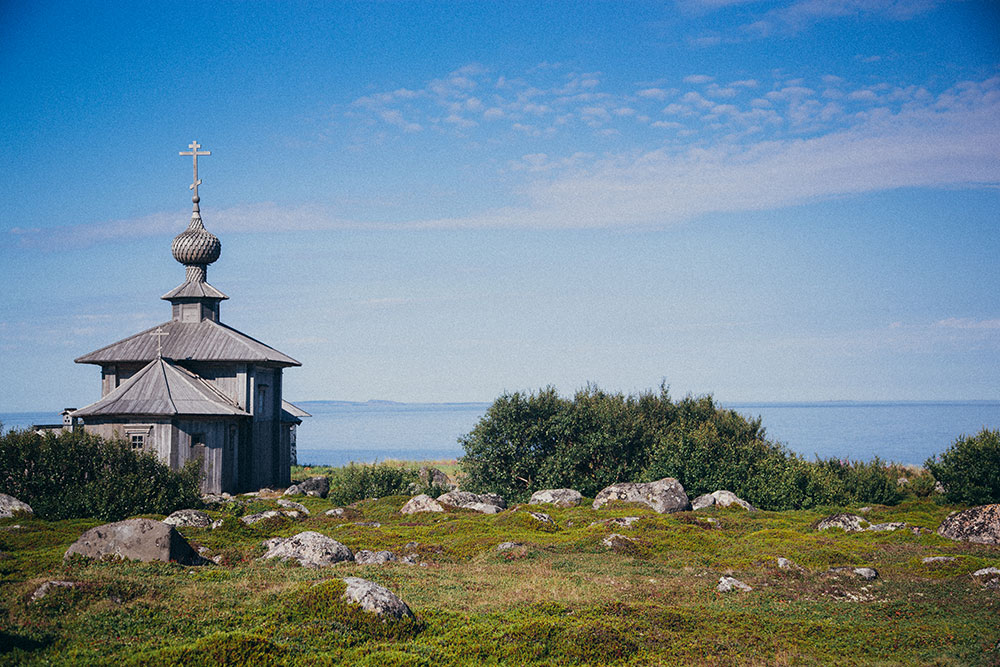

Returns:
418,467,454,490
354,550,397,564
277,499,310,515
261,531,353,568
937,504,1000,545
529,488,583,508
816,513,868,532
200,493,232,505
592,478,690,514
284,476,330,498
326,508,346,517
400,494,444,515
921,556,956,564
341,577,414,619
972,566,1000,577
437,490,506,514
525,511,554,525
162,509,212,528
717,576,752,592
64,518,200,564
0,493,33,518
825,566,879,580
691,490,754,511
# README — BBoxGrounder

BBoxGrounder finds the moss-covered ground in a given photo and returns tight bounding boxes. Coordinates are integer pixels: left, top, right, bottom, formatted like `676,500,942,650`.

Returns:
1,469,998,665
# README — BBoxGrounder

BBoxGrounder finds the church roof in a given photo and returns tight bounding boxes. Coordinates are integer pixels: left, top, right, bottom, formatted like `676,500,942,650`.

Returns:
75,319,301,367
281,399,311,424
161,279,228,300
73,357,250,417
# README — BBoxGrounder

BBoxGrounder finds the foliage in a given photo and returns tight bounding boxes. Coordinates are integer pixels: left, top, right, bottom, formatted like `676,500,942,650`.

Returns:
0,427,202,521
327,463,430,506
460,386,911,510
925,428,1000,505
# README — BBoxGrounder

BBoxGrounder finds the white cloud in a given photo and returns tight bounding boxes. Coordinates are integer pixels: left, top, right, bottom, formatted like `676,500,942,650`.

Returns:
683,74,715,84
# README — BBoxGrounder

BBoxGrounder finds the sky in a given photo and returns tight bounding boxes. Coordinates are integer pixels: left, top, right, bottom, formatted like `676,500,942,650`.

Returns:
1,0,998,411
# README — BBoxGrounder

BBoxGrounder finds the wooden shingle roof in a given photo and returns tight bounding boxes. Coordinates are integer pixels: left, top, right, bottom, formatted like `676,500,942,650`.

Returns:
73,358,250,417
74,320,300,367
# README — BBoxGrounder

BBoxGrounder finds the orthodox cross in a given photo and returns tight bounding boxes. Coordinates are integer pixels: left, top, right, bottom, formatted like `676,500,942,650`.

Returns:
149,327,169,358
179,140,211,201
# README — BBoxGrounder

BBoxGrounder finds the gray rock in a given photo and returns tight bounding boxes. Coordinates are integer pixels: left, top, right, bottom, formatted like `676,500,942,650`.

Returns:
972,567,1000,577
599,516,642,528
64,518,200,564
200,493,231,505
592,478,691,514
326,508,346,517
867,522,908,532
277,499,310,515
777,557,798,570
934,481,946,494
497,541,524,551
342,577,414,619
354,521,381,528
400,494,444,514
529,488,583,508
816,513,868,532
418,467,454,490
162,509,212,528
717,576,752,592
826,566,879,580
29,580,79,603
240,510,283,525
0,493,33,518
354,550,397,564
921,556,956,564
437,490,506,513
210,519,225,530
282,510,303,519
601,533,635,549
284,476,330,498
692,490,754,511
525,511,553,525
261,531,353,568
937,504,1000,545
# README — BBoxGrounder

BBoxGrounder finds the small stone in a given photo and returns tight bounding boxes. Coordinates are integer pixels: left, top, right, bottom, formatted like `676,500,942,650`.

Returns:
277,499,310,515
341,577,414,619
525,511,553,525
497,542,523,551
403,541,419,549
282,511,302,519
601,533,635,549
260,531,353,568
29,580,79,603
868,522,907,532
325,508,346,517
400,494,444,514
240,510,283,525
972,567,1000,577
777,557,797,570
528,488,583,508
0,493,33,519
717,576,752,593
354,521,381,528
210,519,225,530
921,556,956,564
354,550,397,564
853,567,879,580
816,513,868,532
162,509,212,528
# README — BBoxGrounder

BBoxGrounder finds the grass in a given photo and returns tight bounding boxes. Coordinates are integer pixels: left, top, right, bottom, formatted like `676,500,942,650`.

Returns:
1,461,998,665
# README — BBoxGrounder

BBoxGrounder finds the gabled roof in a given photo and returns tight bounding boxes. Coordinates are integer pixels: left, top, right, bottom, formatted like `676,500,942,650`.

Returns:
74,319,300,367
74,358,250,418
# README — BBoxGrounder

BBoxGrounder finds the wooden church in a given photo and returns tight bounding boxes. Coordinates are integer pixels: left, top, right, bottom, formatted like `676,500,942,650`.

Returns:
73,142,306,494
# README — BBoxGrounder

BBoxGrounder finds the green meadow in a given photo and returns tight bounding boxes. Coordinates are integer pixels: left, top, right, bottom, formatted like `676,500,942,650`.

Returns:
1,463,998,666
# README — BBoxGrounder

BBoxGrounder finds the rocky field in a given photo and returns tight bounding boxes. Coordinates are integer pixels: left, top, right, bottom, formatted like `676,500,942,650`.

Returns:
1,467,998,666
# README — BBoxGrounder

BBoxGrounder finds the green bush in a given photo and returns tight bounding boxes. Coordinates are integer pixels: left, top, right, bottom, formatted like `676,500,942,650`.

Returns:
327,463,421,506
460,385,906,510
925,428,1000,505
0,427,202,521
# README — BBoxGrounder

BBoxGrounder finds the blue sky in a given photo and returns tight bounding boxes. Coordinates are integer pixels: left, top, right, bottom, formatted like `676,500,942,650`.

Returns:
1,0,998,411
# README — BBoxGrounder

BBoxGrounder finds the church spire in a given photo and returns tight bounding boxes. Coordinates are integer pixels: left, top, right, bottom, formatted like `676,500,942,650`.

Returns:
163,141,228,319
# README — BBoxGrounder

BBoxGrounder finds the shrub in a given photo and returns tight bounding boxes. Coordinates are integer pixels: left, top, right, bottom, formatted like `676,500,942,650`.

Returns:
0,427,202,521
327,463,420,505
925,428,1000,505
815,456,904,507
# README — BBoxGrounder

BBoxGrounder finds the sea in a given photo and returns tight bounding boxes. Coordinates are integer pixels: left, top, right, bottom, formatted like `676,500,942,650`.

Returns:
3,400,998,468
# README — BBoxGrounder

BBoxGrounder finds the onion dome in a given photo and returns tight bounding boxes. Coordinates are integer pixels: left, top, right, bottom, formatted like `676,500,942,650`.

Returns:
172,215,221,266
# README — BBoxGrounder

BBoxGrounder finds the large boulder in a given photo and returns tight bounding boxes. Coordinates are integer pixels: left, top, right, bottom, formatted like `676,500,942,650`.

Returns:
64,518,200,564
691,490,754,511
261,531,353,568
816,513,868,532
437,490,506,514
162,509,212,528
342,577,414,619
937,504,1000,545
592,478,691,514
284,476,330,498
400,494,444,514
529,488,583,508
0,493,33,518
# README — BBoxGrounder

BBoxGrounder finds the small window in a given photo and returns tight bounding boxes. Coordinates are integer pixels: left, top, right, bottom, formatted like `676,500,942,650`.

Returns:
130,434,144,450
